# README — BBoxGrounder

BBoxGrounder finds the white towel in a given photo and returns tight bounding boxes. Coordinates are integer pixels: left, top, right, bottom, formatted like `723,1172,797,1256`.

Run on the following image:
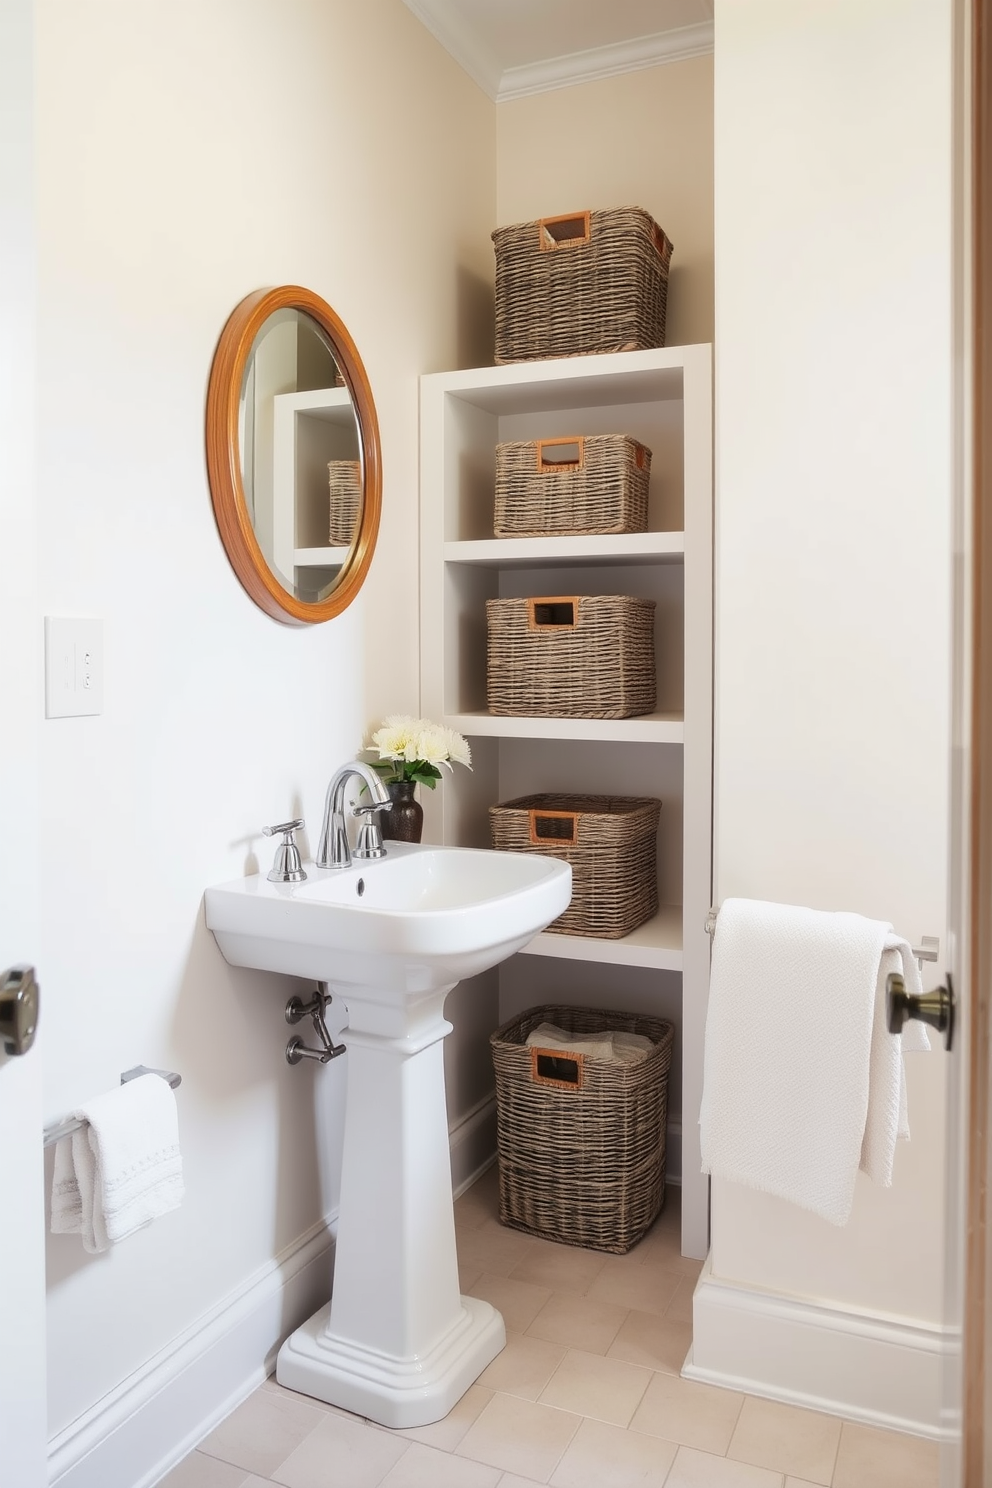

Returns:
51,1074,184,1253
699,898,930,1227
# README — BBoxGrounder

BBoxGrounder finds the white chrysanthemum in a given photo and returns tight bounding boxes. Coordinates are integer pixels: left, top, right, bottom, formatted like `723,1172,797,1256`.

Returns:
444,728,472,769
370,714,419,761
412,721,449,766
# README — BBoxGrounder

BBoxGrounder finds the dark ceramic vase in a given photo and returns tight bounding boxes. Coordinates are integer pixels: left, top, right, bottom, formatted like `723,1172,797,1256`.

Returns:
380,779,424,843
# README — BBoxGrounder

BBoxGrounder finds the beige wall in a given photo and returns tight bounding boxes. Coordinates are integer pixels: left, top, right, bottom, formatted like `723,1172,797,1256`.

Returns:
36,0,495,1444
496,59,715,349
711,0,951,1330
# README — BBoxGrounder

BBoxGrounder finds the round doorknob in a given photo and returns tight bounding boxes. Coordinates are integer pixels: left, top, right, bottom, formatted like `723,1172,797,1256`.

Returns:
886,971,955,1051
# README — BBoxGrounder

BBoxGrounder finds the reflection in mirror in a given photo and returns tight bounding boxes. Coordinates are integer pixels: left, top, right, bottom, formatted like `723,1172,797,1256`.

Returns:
239,310,362,606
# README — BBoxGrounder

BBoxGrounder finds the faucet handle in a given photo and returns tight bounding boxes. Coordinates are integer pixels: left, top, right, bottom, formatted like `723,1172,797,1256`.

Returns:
262,820,307,884
351,803,388,861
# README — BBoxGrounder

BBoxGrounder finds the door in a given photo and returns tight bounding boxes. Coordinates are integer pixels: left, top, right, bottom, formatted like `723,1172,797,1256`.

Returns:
0,0,47,1482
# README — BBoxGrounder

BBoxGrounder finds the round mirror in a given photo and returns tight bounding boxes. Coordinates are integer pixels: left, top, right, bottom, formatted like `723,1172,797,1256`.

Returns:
206,286,381,625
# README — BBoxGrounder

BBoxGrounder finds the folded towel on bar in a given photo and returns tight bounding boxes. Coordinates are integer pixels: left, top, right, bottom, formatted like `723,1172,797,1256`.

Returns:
51,1073,184,1253
699,898,930,1226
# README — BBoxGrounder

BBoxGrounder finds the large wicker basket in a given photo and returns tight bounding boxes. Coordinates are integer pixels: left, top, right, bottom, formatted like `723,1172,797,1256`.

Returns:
492,206,674,364
489,793,660,938
486,594,655,718
491,1004,674,1252
328,460,361,545
494,435,651,538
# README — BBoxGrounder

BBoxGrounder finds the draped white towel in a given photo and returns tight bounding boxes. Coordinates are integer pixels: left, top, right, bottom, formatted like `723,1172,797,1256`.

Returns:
699,898,930,1227
51,1073,184,1253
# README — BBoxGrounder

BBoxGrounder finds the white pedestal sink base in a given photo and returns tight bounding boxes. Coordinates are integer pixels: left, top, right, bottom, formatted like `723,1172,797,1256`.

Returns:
276,1296,505,1429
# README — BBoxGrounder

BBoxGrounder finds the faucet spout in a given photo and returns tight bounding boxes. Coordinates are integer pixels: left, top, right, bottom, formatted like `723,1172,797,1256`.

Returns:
316,761,391,870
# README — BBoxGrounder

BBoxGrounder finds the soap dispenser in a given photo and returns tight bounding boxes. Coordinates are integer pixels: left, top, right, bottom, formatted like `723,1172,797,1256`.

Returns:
262,819,307,883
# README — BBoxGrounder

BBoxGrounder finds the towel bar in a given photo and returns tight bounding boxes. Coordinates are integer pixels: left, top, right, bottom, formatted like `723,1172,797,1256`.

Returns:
43,1065,182,1149
703,906,939,967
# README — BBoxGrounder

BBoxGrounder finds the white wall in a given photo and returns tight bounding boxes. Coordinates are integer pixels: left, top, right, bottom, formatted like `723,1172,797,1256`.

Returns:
35,0,495,1450
708,0,952,1406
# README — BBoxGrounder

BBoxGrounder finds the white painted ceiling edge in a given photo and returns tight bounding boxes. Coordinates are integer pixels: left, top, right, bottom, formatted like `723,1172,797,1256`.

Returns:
401,0,715,100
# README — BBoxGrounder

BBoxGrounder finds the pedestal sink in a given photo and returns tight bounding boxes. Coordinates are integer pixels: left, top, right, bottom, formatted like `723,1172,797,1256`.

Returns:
204,841,571,1428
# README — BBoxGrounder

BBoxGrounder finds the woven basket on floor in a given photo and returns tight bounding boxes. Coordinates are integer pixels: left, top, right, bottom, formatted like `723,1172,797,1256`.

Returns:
492,206,674,364
328,460,361,545
486,594,655,718
491,1004,674,1253
494,435,651,538
489,793,660,939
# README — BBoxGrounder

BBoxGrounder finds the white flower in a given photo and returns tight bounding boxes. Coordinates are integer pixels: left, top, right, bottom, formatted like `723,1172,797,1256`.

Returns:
369,714,419,761
365,716,472,778
413,721,450,767
444,728,472,768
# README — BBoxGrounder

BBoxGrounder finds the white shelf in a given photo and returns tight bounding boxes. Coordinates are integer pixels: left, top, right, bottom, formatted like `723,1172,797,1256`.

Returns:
420,346,713,1260
445,711,684,744
444,533,684,568
520,905,684,971
294,546,350,567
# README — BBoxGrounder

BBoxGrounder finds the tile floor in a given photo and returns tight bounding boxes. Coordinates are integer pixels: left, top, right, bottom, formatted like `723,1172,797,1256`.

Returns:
161,1169,940,1488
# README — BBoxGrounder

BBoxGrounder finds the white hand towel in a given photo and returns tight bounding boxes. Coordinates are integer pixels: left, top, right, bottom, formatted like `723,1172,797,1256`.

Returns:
859,936,931,1186
51,1074,184,1253
699,898,928,1227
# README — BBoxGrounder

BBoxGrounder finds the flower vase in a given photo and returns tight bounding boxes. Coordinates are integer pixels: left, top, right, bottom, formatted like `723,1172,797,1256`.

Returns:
381,780,424,843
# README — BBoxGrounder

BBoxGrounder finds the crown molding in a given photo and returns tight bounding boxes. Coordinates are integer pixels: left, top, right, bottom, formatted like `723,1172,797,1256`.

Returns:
497,22,714,101
403,3,714,103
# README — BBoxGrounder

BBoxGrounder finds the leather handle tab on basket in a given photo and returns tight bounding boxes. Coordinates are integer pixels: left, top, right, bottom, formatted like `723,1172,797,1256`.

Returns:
530,1046,584,1090
539,211,591,251
537,437,584,473
528,808,578,846
527,596,580,629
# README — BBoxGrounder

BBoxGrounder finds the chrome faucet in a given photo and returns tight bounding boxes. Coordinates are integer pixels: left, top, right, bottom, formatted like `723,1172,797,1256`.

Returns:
316,761,391,869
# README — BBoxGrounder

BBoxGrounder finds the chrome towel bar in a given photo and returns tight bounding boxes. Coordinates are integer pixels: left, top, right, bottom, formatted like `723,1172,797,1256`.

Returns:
43,1065,182,1150
703,906,939,966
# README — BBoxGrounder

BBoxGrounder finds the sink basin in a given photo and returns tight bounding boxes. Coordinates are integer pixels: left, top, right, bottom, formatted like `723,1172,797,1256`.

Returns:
204,840,571,1430
205,840,571,998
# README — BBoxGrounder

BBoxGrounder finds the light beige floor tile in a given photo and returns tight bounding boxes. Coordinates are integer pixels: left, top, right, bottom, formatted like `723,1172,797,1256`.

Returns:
585,1257,682,1317
495,1476,548,1487
526,1292,629,1355
727,1397,841,1485
784,1479,820,1487
454,1167,500,1229
831,1421,940,1488
478,1330,567,1399
455,1392,581,1480
468,1272,554,1333
271,1410,409,1488
538,1348,652,1428
387,1384,493,1451
606,1308,693,1373
200,1387,327,1475
157,1452,252,1488
458,1220,541,1278
630,1371,745,1455
664,1276,697,1325
508,1241,608,1297
379,1439,502,1486
259,1376,353,1419
664,1444,786,1487
549,1415,677,1486
460,1262,486,1292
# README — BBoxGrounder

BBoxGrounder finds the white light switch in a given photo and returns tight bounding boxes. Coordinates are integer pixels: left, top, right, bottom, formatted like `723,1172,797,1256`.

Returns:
45,617,103,718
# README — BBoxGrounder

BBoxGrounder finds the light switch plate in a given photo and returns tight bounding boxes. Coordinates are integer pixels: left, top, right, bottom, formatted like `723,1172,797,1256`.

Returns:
44,617,103,718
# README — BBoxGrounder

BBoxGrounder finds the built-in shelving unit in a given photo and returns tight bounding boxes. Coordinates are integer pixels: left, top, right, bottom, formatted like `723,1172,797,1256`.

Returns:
271,386,358,587
420,345,712,1259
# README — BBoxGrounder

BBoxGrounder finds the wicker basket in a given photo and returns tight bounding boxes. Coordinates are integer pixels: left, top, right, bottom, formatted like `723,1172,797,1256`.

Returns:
489,794,660,938
494,435,651,538
492,206,674,365
328,460,361,545
486,594,655,718
491,1004,674,1252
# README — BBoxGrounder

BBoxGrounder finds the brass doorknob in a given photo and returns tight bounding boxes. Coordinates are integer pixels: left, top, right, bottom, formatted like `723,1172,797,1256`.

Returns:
886,971,955,1052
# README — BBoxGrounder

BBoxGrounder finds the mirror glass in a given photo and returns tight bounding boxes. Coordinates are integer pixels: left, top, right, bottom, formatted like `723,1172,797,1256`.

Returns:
206,286,381,626
239,309,361,605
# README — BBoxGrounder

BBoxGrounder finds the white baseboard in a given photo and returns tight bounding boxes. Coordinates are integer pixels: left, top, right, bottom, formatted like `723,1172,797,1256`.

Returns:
685,1256,951,1439
48,1217,336,1488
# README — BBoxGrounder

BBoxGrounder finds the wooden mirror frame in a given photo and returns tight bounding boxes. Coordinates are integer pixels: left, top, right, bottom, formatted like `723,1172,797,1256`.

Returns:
206,285,382,625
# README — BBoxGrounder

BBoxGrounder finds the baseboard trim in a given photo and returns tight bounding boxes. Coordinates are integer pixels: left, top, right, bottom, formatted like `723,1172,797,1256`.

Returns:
448,1094,497,1196
48,1216,336,1488
685,1256,951,1439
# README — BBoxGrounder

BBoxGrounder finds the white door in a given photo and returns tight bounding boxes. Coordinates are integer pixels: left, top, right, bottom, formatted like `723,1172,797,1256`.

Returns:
0,0,48,1482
